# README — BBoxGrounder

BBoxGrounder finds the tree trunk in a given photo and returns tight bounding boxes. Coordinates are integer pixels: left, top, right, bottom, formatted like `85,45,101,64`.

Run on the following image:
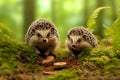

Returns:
23,0,35,38
59,0,64,25
83,0,88,27
51,0,56,24
96,0,104,38
110,0,117,21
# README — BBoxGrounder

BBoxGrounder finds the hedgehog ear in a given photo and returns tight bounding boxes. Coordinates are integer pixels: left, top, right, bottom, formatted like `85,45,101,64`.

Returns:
31,29,36,34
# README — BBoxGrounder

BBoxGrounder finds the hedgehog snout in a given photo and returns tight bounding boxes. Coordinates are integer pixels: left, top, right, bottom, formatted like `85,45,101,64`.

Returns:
42,38,48,43
72,44,76,48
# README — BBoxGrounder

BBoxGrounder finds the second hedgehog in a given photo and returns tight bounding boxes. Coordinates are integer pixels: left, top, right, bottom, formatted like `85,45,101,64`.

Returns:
66,26,98,58
25,19,59,58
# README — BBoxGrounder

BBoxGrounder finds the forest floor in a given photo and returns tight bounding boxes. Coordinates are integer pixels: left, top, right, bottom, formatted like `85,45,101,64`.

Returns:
0,34,120,80
1,55,120,80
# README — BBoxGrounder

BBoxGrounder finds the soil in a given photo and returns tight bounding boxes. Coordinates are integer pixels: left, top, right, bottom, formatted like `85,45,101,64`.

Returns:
4,56,80,80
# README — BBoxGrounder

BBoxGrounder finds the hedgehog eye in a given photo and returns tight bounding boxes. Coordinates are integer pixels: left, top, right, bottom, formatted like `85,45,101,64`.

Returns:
47,33,50,37
83,35,86,38
71,39,73,43
77,38,81,43
37,33,42,37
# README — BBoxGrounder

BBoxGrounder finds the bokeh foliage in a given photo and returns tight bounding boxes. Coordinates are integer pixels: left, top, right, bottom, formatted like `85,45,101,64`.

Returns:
0,0,120,41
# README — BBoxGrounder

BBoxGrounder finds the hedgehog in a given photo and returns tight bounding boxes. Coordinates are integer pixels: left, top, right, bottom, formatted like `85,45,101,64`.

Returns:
65,26,98,58
25,19,59,58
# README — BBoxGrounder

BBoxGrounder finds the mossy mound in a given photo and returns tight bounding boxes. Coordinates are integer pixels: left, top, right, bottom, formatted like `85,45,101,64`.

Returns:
0,33,41,77
48,69,80,80
54,48,70,58
82,47,120,77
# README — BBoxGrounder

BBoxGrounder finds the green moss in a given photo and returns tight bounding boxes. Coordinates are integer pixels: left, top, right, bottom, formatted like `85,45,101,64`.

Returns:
54,48,70,58
79,46,120,69
48,69,80,80
0,33,39,75
89,56,110,65
105,58,120,72
78,50,91,61
90,47,115,58
110,57,120,65
115,50,120,59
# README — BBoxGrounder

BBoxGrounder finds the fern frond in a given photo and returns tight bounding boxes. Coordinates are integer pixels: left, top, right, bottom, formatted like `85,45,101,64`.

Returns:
103,24,113,37
87,7,110,32
112,17,120,51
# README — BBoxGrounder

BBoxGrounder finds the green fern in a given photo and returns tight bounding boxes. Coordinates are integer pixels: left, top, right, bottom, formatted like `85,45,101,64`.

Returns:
112,17,120,51
87,7,110,32
103,24,113,37
0,22,13,37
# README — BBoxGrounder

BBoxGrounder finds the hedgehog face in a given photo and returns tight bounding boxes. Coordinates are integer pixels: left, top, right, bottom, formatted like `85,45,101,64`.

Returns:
32,28,56,43
68,35,83,49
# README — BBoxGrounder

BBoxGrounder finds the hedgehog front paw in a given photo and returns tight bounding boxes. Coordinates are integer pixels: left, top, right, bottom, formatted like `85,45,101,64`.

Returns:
35,50,41,55
45,52,50,56
71,53,75,57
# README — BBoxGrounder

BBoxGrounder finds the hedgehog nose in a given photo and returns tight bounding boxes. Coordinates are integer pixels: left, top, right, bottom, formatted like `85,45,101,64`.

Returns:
43,39,47,43
72,44,76,48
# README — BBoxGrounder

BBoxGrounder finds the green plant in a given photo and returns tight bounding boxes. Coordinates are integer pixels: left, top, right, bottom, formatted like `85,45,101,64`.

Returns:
87,7,110,33
112,17,120,51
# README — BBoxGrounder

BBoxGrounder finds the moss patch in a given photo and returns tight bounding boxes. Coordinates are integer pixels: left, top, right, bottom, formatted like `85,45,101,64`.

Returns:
48,69,80,80
0,33,41,76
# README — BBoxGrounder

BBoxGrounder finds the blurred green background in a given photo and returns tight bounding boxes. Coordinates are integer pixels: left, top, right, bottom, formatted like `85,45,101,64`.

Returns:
0,0,120,41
